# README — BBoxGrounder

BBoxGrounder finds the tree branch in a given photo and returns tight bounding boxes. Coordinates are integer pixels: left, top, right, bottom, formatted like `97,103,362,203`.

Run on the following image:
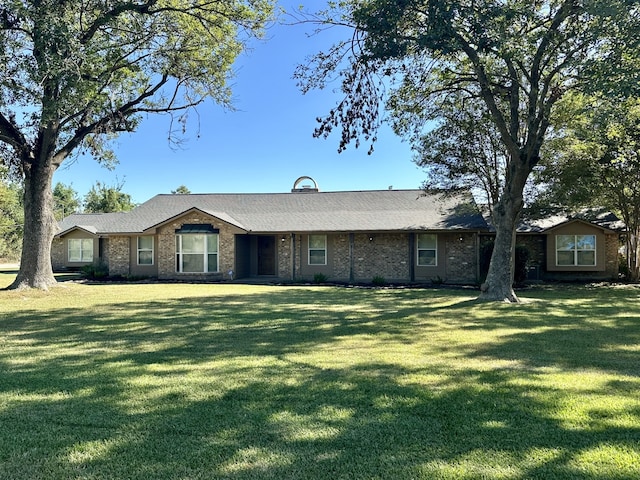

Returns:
0,112,28,151
53,73,171,165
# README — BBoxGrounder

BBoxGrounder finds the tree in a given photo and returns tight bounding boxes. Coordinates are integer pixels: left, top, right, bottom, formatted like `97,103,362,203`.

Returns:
84,180,135,213
171,185,191,194
411,95,508,219
0,0,274,290
53,182,80,220
537,94,640,280
295,0,635,302
0,172,22,260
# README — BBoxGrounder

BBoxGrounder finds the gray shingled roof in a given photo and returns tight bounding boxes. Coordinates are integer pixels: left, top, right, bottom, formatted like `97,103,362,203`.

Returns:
56,189,489,235
516,208,626,233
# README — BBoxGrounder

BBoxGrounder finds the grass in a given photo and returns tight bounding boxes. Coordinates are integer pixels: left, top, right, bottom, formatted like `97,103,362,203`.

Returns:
0,274,639,479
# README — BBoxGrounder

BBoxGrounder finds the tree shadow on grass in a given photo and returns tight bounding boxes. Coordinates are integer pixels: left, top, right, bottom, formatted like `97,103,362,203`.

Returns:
1,356,638,479
0,286,639,478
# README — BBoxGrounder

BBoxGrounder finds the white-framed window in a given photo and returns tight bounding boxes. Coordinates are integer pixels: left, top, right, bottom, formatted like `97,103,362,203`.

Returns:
68,238,93,262
137,236,154,265
308,235,327,265
556,234,596,266
417,233,437,266
175,234,219,273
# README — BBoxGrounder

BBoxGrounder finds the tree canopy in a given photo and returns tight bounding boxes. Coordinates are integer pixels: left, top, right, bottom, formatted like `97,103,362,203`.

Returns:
0,0,274,289
53,182,80,220
84,180,136,213
296,0,638,301
0,171,22,260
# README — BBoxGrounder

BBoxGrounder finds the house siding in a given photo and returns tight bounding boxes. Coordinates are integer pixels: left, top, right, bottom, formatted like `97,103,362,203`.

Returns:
129,236,159,277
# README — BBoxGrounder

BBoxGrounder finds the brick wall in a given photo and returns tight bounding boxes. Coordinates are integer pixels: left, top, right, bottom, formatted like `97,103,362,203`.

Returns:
108,236,130,276
51,238,65,271
352,233,410,282
290,232,480,284
443,232,479,284
156,211,237,280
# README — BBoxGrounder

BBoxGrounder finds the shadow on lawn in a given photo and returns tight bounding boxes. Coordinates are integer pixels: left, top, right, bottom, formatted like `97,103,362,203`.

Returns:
0,286,639,478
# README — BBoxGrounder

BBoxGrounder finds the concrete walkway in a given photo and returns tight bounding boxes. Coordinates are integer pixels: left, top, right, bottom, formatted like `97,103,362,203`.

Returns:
0,263,19,271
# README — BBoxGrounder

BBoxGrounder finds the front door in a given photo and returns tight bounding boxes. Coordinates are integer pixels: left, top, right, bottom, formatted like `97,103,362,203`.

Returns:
257,235,276,275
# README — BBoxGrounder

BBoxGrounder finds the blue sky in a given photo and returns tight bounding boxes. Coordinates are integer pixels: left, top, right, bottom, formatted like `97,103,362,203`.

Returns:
53,3,423,204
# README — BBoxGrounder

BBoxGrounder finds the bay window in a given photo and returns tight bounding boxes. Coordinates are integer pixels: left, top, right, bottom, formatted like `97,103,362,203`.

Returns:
176,233,219,273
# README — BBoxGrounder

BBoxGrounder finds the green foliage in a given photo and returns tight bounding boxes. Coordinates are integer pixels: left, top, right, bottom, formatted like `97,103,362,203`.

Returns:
84,180,135,213
53,182,80,219
171,185,191,194
0,0,275,165
313,272,328,284
80,262,109,279
371,275,386,286
0,175,23,260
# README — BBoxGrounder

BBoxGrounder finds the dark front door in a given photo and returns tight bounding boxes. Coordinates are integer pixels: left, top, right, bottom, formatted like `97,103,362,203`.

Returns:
257,235,276,275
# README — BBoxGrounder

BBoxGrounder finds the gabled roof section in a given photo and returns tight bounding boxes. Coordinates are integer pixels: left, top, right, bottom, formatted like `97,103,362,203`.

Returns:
55,212,129,236
517,208,625,233
56,189,489,235
141,207,247,233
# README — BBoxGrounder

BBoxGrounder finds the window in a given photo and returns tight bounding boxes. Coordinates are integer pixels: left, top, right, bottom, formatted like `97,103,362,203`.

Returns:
137,236,154,265
556,234,596,266
176,234,218,273
417,234,437,266
308,235,327,265
68,238,93,262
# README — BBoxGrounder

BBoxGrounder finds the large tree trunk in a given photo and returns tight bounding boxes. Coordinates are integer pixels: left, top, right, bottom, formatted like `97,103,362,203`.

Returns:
478,158,529,303
9,159,58,290
480,204,519,302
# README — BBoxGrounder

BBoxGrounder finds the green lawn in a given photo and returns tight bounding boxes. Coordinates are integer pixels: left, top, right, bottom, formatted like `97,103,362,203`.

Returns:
0,274,639,479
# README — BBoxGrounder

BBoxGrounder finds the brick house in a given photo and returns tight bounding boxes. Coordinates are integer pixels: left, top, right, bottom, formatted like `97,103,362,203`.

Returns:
52,178,624,284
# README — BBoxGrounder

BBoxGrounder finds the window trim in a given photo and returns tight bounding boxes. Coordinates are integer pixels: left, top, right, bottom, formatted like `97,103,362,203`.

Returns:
175,233,219,273
555,234,596,267
137,236,154,266
68,238,93,263
416,233,438,267
308,234,327,266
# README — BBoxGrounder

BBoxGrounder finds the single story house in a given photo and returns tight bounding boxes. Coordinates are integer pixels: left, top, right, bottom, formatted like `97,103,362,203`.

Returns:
52,177,624,284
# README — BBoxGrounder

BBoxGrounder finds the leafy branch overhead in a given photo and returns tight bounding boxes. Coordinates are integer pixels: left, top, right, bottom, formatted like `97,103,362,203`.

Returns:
0,0,274,170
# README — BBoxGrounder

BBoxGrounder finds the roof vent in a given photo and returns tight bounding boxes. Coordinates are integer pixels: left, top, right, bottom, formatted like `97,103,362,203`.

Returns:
291,176,319,193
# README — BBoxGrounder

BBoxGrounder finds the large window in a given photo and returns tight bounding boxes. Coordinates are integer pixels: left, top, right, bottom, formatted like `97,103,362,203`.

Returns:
417,234,437,266
556,234,596,266
176,234,219,273
68,238,93,262
308,235,327,265
137,236,154,265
